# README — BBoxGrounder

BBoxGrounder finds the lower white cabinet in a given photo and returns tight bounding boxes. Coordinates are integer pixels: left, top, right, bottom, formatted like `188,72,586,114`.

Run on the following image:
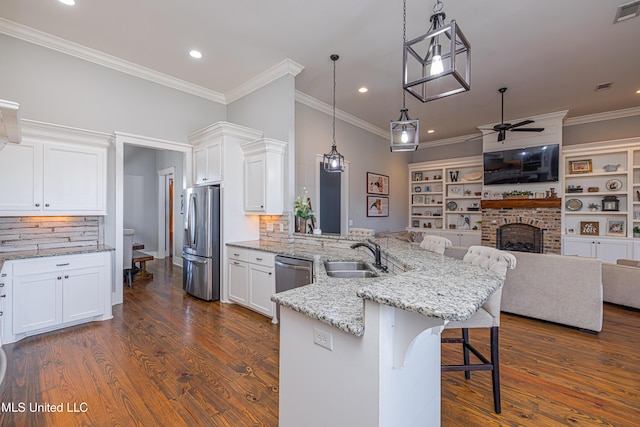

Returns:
562,236,632,264
419,230,481,247
2,251,112,343
635,241,640,261
227,248,275,318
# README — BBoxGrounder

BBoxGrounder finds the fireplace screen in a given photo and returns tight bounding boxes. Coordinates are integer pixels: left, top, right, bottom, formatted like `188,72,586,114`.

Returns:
497,223,543,253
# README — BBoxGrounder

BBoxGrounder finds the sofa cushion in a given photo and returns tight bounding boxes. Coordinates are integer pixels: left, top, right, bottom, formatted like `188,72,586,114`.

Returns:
602,262,640,309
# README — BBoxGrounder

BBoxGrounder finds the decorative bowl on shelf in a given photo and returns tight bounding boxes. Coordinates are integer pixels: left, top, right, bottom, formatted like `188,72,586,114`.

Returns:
603,164,620,172
463,171,482,181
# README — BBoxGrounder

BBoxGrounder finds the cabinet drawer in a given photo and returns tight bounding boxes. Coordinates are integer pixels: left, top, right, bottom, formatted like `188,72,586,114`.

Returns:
247,250,275,267
228,247,249,262
12,253,106,276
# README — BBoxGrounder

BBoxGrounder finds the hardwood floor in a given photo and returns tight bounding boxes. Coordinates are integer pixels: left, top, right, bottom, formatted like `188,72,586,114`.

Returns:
1,258,638,426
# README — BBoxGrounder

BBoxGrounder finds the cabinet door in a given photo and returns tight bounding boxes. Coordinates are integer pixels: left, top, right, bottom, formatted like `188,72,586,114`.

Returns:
248,264,275,317
562,237,596,258
13,272,62,334
194,143,222,184
459,232,481,247
634,242,640,261
228,260,249,305
0,141,42,212
596,239,632,264
62,267,105,323
43,143,106,212
244,155,266,212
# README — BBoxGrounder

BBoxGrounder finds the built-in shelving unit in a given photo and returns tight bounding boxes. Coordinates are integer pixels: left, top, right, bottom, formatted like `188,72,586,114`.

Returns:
408,156,482,246
561,138,640,262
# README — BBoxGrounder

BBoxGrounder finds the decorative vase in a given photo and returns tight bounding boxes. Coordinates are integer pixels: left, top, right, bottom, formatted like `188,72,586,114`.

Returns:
295,217,307,233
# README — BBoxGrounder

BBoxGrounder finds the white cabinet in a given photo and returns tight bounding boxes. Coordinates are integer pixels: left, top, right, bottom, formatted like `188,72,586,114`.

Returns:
0,140,41,212
228,249,249,305
227,247,275,318
562,236,632,264
634,241,640,261
440,230,482,247
0,138,107,215
3,252,112,343
241,138,287,215
193,141,222,185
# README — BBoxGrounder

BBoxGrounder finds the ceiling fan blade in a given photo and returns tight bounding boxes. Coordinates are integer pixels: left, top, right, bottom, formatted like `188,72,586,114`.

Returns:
509,119,534,129
511,127,545,132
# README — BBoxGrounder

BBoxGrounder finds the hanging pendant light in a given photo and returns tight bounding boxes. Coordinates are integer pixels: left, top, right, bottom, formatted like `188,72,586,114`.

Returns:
391,0,420,152
403,0,471,103
323,54,345,173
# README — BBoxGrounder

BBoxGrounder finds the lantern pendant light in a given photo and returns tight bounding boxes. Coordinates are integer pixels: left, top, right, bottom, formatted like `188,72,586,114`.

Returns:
403,0,471,103
391,0,420,152
323,54,345,172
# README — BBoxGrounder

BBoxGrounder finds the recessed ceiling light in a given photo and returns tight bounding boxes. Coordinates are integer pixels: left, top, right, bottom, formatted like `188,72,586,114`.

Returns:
636,89,640,94
427,129,435,134
189,50,202,59
358,87,368,93
58,0,75,5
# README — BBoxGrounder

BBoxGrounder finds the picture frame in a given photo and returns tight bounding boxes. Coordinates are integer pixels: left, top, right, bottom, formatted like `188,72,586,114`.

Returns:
414,186,421,193
413,172,423,181
412,195,425,204
568,159,593,174
367,196,389,217
606,218,625,236
367,172,389,195
412,219,419,228
580,221,599,236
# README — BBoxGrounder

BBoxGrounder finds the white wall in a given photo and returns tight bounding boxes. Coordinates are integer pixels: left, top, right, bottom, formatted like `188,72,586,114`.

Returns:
296,102,411,233
0,34,227,142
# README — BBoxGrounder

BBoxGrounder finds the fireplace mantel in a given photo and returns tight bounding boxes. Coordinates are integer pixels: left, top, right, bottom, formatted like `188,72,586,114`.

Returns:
481,198,562,209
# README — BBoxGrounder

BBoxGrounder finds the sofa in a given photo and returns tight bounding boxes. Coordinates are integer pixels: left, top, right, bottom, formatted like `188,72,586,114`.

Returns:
602,259,640,310
444,247,603,332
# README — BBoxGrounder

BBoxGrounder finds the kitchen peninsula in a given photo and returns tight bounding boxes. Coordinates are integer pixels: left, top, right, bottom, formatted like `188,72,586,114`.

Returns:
228,236,504,427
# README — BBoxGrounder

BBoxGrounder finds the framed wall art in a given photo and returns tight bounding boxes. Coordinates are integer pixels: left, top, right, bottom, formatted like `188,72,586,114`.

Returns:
580,221,599,236
606,218,625,236
568,159,592,174
367,172,389,195
367,196,389,217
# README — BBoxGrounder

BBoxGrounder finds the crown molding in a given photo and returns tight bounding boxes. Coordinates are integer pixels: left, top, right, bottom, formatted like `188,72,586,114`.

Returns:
0,18,226,104
295,91,388,139
188,121,264,144
226,59,304,103
21,119,111,147
564,106,640,126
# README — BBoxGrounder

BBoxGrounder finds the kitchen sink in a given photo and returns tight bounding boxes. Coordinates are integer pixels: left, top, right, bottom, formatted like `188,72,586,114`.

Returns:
324,261,379,279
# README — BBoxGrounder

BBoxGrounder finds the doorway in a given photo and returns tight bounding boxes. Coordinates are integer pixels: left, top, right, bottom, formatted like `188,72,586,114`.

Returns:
158,167,175,259
314,155,349,235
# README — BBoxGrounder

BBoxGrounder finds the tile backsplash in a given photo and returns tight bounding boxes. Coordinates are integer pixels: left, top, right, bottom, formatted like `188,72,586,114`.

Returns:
0,216,104,252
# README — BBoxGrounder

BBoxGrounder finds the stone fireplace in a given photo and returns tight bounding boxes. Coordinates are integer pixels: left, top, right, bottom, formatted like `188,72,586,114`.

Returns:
481,199,562,254
497,223,543,253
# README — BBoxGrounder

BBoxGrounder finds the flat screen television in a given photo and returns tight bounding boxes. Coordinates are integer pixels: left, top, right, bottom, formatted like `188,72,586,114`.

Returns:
483,144,559,185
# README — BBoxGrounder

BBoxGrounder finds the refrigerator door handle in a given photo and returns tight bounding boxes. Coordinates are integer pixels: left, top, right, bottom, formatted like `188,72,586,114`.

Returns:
183,253,208,263
188,193,197,247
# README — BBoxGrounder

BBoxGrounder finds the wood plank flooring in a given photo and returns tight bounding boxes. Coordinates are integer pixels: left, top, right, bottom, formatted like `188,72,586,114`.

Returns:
1,258,638,426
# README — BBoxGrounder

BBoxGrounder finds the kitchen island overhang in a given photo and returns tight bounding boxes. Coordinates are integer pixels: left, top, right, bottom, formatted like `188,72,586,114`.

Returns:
266,238,505,427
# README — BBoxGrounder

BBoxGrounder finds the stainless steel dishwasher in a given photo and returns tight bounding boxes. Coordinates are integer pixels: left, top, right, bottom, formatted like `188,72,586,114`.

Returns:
274,255,314,320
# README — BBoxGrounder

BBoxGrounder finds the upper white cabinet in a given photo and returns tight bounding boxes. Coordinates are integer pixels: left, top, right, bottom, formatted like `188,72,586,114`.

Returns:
241,138,287,215
193,140,222,185
0,121,108,216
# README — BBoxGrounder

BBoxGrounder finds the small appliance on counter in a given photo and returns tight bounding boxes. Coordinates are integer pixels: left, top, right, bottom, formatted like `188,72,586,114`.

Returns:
182,185,221,301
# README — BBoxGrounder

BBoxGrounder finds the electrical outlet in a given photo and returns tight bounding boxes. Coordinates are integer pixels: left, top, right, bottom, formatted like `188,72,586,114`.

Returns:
279,223,284,232
313,327,333,350
266,223,274,232
349,219,353,226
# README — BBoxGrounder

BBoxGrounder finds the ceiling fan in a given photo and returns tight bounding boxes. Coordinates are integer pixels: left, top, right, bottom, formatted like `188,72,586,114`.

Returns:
484,87,545,142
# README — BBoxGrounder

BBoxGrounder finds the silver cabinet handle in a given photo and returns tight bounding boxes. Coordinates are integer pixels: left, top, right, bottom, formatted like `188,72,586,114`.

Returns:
255,257,263,261
56,263,70,267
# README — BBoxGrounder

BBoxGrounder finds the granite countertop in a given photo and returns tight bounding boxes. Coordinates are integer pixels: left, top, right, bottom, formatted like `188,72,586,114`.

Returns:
0,245,114,271
228,238,504,337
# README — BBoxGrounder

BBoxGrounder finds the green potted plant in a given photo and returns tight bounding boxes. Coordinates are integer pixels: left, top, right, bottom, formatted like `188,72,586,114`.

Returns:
294,188,315,233
634,225,640,238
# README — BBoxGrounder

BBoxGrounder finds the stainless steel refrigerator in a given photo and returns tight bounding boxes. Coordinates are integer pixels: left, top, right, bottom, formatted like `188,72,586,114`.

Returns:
182,185,220,301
